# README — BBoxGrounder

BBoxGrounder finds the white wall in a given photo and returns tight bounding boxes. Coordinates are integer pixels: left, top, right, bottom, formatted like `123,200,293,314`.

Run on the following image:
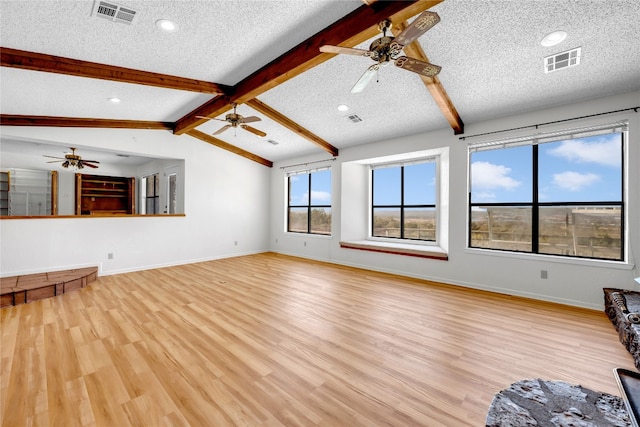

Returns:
0,127,271,276
269,92,640,310
1,92,636,309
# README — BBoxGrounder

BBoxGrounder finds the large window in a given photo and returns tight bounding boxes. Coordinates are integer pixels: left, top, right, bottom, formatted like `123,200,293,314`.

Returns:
469,123,625,261
287,168,331,235
372,160,436,242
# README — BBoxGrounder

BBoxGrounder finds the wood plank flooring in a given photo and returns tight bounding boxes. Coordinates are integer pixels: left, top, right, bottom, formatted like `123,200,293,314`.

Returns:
1,252,635,426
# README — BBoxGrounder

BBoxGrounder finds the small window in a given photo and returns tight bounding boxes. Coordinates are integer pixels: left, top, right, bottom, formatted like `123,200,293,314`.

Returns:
287,168,331,235
371,160,437,242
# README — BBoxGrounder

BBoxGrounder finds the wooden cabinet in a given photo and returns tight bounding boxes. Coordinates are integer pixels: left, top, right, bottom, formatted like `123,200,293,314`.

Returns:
75,173,135,215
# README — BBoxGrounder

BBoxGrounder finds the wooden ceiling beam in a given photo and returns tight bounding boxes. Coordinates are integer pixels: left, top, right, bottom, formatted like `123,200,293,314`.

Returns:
186,129,273,168
233,0,442,104
0,47,230,95
391,21,464,135
0,114,173,130
246,99,338,157
1,1,453,165
174,0,442,135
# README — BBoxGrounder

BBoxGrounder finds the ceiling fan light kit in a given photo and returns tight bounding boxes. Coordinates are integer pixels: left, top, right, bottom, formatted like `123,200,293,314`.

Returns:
43,147,100,169
320,10,442,93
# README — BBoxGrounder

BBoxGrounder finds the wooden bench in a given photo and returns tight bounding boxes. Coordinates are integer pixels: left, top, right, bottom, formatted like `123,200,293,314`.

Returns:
0,267,98,308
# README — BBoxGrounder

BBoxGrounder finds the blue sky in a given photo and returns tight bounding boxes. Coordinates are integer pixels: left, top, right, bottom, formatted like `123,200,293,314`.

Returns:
290,133,622,208
471,133,622,203
373,162,436,205
290,163,437,207
289,169,331,205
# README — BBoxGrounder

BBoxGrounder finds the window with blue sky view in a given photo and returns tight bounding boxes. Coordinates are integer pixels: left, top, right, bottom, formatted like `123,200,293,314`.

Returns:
469,131,623,260
372,161,437,241
287,169,331,235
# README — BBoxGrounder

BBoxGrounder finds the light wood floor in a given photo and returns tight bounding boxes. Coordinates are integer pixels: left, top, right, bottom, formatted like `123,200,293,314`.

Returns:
1,252,634,426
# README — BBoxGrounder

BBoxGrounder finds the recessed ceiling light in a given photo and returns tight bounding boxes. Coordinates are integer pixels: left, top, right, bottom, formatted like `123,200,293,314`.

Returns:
541,30,567,47
156,19,177,32
337,104,350,112
108,97,121,103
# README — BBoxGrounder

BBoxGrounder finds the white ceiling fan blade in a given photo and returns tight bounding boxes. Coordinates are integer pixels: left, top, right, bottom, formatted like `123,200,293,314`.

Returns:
43,155,65,160
320,45,371,56
393,11,440,47
394,56,441,77
213,124,232,135
240,116,261,124
350,64,380,93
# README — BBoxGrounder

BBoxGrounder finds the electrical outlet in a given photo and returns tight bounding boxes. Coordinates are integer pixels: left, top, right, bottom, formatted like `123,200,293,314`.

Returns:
108,252,114,260
234,241,238,246
540,270,548,279
304,241,307,247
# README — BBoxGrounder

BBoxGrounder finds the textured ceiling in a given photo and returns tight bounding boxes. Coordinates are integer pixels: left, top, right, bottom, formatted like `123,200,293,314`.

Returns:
1,0,639,164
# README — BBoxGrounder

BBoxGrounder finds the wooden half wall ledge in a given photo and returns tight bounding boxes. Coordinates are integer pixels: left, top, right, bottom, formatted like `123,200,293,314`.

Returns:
339,241,448,260
0,267,98,308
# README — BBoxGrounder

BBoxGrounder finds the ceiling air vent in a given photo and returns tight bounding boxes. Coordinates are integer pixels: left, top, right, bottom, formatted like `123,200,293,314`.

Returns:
267,139,279,145
346,114,362,123
93,1,138,25
544,47,581,73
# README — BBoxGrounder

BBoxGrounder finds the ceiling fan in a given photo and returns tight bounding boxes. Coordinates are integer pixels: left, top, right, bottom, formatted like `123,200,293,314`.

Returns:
43,147,99,169
198,103,266,138
320,10,442,93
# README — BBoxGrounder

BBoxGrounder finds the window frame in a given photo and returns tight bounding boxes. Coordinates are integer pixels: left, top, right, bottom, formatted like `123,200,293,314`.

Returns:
370,159,437,242
286,167,332,236
338,147,449,259
467,122,627,262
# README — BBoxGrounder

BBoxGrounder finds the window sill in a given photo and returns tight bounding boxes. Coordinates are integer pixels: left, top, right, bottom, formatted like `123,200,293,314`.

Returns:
339,240,448,260
465,247,634,269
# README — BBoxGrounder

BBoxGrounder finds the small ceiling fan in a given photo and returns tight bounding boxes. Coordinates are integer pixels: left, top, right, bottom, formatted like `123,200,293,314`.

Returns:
320,10,442,93
198,103,266,138
43,147,99,169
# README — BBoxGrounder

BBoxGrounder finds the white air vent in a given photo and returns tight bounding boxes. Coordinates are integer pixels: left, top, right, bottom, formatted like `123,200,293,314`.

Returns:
267,139,279,145
346,114,362,123
544,47,581,73
93,1,138,25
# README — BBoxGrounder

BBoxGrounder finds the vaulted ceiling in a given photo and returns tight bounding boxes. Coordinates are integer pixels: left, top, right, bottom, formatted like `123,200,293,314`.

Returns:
1,0,639,167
